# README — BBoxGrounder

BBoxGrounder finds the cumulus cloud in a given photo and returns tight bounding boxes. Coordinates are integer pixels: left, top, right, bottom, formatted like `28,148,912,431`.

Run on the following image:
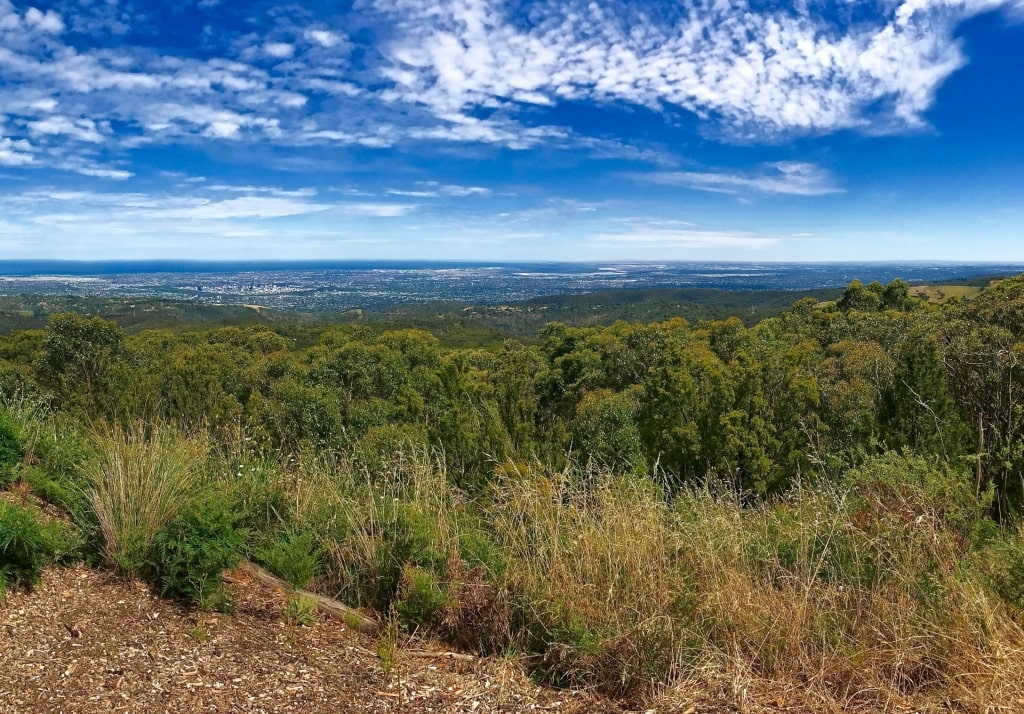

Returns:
263,42,294,59
305,29,344,48
28,115,105,143
0,139,33,166
24,7,63,33
634,162,845,196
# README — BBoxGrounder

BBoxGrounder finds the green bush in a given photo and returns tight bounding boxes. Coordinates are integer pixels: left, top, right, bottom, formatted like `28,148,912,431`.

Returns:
150,490,247,611
395,564,449,629
845,452,989,546
255,529,322,590
980,534,1024,610
0,500,67,593
34,428,89,482
0,406,23,488
221,459,290,536
367,501,449,611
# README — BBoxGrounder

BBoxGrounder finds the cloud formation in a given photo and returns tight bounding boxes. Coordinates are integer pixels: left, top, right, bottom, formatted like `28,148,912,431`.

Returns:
0,0,1015,184
634,162,845,196
373,0,1020,138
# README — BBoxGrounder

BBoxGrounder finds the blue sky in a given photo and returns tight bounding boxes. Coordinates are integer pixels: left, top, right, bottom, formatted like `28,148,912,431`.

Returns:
1,0,1023,262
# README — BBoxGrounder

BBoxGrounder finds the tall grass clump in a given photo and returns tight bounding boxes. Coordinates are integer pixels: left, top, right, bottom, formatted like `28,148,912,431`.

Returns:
486,464,690,695
288,445,468,630
660,453,1024,710
79,423,208,574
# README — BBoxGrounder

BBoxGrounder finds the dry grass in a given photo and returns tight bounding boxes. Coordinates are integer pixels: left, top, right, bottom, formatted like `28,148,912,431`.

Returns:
476,461,1024,709
80,422,208,573
140,439,1024,711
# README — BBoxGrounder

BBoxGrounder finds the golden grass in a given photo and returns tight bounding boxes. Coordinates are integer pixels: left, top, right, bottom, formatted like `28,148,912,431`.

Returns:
80,423,208,572
194,443,1024,710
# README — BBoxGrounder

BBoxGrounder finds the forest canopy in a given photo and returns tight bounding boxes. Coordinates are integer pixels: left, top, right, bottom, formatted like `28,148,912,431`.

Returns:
0,276,1021,514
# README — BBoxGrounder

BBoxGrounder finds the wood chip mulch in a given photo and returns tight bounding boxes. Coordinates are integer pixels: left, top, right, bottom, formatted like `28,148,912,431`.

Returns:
0,565,632,714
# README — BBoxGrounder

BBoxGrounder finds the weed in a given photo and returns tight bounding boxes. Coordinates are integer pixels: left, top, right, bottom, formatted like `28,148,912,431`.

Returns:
395,564,448,629
376,616,401,677
284,594,317,626
0,405,23,488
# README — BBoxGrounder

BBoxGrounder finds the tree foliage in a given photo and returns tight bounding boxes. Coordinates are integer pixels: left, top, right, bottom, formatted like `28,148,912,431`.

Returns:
3,276,1024,514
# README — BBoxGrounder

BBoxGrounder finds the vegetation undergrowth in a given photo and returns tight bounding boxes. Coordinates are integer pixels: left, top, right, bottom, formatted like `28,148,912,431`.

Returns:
0,499,77,597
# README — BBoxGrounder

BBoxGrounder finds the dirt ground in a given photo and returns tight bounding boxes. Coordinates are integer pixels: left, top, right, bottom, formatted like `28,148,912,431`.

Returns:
0,565,644,714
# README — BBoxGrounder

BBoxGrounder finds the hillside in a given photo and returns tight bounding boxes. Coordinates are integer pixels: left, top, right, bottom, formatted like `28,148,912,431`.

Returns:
5,275,1024,712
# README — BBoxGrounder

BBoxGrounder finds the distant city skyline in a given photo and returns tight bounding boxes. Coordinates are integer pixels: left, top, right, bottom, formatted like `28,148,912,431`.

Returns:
0,0,1023,262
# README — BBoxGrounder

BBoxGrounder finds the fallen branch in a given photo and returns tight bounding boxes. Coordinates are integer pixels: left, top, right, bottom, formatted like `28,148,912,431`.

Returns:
405,650,477,662
235,561,380,635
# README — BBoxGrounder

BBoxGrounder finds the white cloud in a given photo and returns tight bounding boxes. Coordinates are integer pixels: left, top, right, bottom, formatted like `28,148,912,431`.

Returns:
387,182,491,198
74,167,133,180
264,42,294,59
306,29,344,48
634,162,845,196
338,202,418,217
0,136,34,166
28,115,105,143
595,228,781,249
24,7,63,34
0,0,1016,182
371,0,1020,137
161,195,330,220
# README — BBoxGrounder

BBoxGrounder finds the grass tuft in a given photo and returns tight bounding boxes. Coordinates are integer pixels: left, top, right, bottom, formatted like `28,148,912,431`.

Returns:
79,423,207,574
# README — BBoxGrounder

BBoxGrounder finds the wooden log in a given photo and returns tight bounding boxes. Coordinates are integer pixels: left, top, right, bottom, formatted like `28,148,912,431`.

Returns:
236,560,380,635
404,650,477,662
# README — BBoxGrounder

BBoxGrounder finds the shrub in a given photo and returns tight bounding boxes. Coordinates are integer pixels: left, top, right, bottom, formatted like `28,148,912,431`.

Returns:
255,529,322,590
0,406,23,488
284,593,318,626
395,564,449,629
80,423,206,575
979,533,1024,610
150,490,247,611
220,458,290,536
0,500,67,593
